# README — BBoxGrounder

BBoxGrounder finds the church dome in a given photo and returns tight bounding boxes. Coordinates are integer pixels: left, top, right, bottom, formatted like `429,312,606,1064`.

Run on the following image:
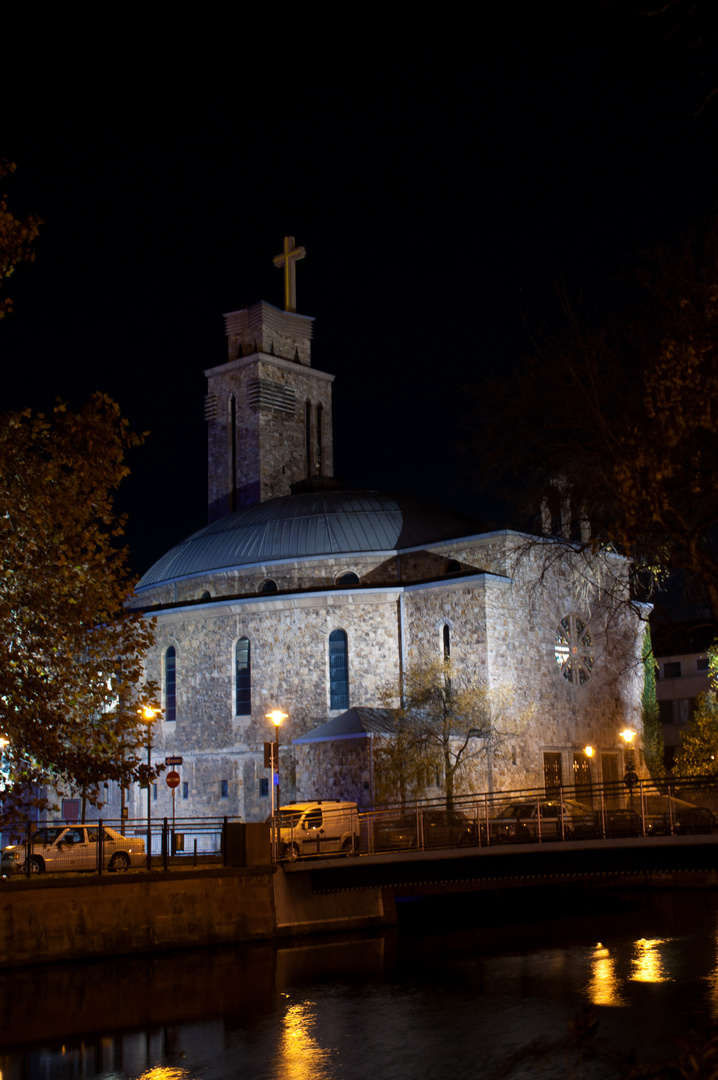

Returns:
136,489,479,589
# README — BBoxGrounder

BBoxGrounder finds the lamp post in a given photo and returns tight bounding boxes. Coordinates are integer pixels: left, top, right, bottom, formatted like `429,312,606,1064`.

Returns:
620,728,638,806
140,706,157,870
266,709,287,860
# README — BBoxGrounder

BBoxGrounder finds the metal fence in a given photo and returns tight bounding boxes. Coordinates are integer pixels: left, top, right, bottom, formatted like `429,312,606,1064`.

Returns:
0,816,236,878
4,776,718,877
357,776,718,856
274,776,718,860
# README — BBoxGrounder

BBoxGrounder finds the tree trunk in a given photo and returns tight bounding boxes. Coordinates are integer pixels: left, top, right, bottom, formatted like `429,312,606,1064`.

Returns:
444,749,454,809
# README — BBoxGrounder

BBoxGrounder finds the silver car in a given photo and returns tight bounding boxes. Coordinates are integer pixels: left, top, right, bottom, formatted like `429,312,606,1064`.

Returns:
1,825,145,875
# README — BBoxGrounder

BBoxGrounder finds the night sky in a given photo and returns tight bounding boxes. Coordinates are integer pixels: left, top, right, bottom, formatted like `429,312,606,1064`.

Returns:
2,6,717,579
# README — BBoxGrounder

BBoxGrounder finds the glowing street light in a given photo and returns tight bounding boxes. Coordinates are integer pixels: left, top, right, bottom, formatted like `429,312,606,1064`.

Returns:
266,709,287,810
139,705,158,870
619,728,638,801
266,709,287,861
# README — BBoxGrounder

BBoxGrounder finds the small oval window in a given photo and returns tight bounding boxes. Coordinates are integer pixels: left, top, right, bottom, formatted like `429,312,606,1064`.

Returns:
261,579,278,593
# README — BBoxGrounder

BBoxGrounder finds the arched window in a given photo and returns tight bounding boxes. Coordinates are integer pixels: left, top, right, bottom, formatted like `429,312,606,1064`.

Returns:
329,629,349,710
228,394,237,512
443,625,451,660
261,579,278,593
165,646,176,722
305,400,312,476
336,571,360,586
444,559,460,574
200,590,211,601
236,636,251,716
316,402,323,476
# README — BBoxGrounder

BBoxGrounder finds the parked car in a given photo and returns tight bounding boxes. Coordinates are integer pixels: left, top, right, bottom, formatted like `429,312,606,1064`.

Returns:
648,801,716,836
1,825,145,875
489,799,595,842
589,808,643,838
373,809,478,851
276,801,359,859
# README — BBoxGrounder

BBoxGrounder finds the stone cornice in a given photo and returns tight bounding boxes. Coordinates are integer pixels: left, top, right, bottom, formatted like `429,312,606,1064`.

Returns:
203,352,334,383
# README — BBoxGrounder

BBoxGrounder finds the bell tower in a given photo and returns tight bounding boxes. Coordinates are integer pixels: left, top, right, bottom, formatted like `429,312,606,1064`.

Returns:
204,239,334,522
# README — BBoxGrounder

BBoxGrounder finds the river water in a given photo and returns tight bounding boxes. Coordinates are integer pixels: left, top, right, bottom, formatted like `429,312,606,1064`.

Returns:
3,889,718,1080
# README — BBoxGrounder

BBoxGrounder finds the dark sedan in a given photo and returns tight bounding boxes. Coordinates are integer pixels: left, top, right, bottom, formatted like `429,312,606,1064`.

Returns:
489,799,595,842
649,803,716,836
373,809,477,851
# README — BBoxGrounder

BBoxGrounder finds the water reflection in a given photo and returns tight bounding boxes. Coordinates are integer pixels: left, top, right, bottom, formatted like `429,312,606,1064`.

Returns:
587,943,626,1007
631,937,671,983
136,1071,190,1080
273,1002,336,1080
3,893,718,1079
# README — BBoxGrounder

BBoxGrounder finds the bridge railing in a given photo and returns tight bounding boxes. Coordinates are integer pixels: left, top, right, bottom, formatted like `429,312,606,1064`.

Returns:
356,776,718,855
0,816,239,878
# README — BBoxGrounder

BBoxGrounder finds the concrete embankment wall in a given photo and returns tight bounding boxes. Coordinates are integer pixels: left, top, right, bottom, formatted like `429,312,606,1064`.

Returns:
0,865,394,968
0,868,278,968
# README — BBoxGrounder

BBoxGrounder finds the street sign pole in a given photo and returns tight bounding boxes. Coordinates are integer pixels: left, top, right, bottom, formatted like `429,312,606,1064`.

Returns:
165,769,181,853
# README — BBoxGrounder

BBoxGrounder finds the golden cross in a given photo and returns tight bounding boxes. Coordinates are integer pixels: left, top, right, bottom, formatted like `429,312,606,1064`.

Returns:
273,236,306,313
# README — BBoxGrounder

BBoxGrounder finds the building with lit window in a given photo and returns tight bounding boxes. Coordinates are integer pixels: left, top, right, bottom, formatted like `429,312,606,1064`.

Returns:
127,276,647,822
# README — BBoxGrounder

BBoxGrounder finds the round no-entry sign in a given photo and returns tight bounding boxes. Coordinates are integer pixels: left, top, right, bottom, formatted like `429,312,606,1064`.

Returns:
166,770,180,789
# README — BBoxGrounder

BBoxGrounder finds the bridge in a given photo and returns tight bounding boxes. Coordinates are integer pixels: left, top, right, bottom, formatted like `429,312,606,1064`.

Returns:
273,832,718,938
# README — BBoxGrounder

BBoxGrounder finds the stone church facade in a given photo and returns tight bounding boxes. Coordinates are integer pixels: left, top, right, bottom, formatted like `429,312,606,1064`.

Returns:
128,273,646,824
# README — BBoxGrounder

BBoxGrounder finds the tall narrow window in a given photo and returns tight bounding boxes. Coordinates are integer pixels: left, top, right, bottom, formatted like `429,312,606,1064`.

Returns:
165,646,176,722
228,394,237,512
329,629,349,710
236,636,251,716
443,625,451,660
305,400,312,477
316,403,323,476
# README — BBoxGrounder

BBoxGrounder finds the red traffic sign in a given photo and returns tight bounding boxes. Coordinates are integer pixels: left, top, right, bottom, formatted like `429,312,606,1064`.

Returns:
166,770,181,789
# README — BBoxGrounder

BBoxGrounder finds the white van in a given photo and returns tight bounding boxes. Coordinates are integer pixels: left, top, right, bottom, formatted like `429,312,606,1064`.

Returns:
276,801,359,859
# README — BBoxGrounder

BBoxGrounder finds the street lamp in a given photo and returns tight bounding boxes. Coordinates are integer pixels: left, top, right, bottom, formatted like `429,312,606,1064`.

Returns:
266,709,287,861
620,728,638,804
139,706,158,870
266,709,287,810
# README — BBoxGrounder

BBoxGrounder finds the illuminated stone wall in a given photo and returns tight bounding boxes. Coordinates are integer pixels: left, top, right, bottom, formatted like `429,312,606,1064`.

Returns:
130,531,645,823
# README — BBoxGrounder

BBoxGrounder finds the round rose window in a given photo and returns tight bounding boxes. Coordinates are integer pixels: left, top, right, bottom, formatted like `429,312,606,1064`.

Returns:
554,614,595,685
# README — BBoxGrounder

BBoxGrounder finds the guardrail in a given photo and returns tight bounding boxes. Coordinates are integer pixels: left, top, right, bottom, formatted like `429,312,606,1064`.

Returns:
274,777,718,861
0,816,239,878
5,776,718,876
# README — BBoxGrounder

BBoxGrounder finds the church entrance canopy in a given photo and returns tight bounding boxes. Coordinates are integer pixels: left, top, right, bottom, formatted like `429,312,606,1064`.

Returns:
293,707,397,744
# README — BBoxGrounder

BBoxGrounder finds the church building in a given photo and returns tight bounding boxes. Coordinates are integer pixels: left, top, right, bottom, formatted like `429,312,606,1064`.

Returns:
129,240,647,823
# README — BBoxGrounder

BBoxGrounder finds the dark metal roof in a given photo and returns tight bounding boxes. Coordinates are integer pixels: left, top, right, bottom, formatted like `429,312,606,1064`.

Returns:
293,708,397,744
137,490,478,588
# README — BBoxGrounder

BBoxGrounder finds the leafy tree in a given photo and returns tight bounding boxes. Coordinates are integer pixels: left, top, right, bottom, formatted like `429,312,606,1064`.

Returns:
641,626,663,777
471,223,718,622
673,642,718,778
0,394,159,817
375,658,532,808
0,159,41,320
673,691,718,778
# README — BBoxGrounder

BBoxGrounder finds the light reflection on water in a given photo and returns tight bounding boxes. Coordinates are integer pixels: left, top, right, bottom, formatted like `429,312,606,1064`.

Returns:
3,894,718,1079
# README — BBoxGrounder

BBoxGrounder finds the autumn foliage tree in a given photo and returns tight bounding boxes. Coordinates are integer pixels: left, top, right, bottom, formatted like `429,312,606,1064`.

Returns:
0,159,41,321
0,395,159,816
471,224,718,621
374,659,532,808
674,646,718,779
